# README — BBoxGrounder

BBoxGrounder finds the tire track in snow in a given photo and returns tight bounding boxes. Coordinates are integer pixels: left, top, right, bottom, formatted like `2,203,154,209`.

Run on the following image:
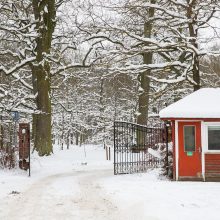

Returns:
3,169,118,220
73,170,118,220
4,172,79,220
3,169,158,220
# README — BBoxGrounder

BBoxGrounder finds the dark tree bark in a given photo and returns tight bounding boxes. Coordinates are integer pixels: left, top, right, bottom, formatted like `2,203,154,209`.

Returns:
32,0,56,156
0,116,3,149
137,0,155,125
187,0,200,91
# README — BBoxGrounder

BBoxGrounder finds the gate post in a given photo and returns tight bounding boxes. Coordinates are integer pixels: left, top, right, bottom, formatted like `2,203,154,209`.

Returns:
19,123,31,176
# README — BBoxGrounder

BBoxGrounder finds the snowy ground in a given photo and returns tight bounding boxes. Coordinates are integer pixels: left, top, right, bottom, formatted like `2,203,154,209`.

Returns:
1,145,220,220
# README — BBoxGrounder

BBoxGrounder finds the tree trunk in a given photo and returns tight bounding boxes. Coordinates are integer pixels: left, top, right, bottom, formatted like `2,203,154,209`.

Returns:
67,129,70,150
35,71,52,155
137,0,155,125
32,0,56,156
76,131,79,146
0,116,3,149
187,0,200,91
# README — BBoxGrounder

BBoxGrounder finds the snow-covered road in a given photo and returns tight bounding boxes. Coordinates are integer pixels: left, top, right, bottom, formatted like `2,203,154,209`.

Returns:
1,145,220,220
2,168,153,220
3,169,118,220
75,170,118,220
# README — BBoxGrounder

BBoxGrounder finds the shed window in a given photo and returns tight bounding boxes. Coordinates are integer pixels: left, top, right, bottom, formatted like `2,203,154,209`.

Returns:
184,126,195,152
208,126,220,150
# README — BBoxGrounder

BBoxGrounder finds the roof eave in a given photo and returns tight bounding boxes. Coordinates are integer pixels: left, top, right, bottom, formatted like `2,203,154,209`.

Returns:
160,117,220,121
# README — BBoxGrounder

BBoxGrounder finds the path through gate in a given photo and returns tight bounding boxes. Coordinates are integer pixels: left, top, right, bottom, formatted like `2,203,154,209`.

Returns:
114,121,168,175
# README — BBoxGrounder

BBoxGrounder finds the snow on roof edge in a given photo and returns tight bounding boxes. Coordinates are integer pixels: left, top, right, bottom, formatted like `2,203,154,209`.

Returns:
159,88,220,119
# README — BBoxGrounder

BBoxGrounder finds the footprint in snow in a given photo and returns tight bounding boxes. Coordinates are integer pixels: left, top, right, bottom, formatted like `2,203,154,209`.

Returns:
9,191,20,195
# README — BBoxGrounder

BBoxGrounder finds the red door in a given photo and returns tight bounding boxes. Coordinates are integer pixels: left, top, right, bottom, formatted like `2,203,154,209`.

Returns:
178,121,202,178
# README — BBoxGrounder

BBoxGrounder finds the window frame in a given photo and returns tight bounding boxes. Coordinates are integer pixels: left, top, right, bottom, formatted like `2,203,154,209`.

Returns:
203,122,220,153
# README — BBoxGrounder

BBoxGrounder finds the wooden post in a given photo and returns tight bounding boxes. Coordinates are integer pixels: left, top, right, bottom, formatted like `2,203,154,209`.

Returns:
106,146,108,160
109,147,111,160
106,146,111,161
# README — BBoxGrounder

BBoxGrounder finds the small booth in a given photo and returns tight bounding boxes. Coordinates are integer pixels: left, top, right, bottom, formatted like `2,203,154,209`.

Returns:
160,88,220,181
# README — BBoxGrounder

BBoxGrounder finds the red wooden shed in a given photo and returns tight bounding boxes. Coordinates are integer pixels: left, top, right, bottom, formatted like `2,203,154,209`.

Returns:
160,88,220,181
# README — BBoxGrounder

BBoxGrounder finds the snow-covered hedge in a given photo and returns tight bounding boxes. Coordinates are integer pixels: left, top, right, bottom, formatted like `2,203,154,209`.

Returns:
148,143,173,179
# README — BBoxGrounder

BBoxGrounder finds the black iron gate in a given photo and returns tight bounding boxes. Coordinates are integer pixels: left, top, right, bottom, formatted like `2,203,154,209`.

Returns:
114,121,168,175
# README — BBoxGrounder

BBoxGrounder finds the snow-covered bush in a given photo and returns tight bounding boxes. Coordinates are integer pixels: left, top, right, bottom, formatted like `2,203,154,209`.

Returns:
159,143,173,179
148,142,173,179
0,147,16,169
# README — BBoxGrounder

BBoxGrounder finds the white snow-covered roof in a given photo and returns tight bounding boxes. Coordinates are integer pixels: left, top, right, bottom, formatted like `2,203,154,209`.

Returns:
159,88,220,119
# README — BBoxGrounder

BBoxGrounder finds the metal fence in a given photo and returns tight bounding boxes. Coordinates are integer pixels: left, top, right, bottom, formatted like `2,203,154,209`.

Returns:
114,121,167,175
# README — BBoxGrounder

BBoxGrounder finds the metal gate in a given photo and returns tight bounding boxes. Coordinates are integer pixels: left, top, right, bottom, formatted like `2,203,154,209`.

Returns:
114,121,168,175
